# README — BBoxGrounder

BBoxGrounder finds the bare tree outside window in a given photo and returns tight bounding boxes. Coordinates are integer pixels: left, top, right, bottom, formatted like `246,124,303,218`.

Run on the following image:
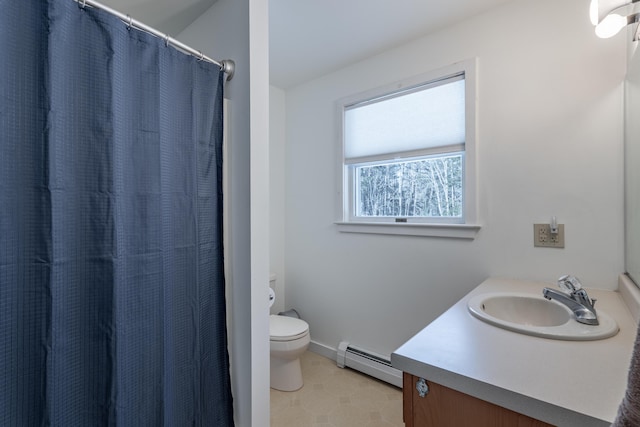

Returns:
355,154,463,218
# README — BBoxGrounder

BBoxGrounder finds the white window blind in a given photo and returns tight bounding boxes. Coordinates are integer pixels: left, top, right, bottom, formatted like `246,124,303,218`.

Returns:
344,75,465,162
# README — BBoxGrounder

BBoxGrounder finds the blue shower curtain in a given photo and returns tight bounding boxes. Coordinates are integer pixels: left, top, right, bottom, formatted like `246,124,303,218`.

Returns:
0,1,234,425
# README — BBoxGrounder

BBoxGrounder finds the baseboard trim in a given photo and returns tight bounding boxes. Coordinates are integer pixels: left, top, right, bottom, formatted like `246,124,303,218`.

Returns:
308,340,337,361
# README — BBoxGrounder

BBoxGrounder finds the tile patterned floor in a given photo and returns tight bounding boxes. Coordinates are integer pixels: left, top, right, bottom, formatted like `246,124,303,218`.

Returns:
270,351,404,427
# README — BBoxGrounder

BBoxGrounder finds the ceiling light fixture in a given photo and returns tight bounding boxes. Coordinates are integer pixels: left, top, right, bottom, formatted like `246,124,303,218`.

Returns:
590,0,640,39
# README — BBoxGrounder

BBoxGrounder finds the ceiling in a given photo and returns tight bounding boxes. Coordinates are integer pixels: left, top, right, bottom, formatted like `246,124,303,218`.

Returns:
100,0,515,88
269,0,514,89
99,0,218,39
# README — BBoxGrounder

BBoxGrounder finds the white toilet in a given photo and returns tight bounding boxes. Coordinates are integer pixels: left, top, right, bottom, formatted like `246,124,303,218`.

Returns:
269,314,310,391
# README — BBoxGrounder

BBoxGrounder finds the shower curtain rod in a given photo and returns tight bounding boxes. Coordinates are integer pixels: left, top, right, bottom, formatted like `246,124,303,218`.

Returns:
73,0,235,81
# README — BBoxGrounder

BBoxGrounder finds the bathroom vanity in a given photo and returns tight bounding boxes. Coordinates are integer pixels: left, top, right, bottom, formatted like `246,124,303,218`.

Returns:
391,277,640,427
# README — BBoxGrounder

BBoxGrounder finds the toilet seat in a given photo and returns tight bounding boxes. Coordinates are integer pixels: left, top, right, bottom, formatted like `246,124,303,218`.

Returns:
270,314,309,342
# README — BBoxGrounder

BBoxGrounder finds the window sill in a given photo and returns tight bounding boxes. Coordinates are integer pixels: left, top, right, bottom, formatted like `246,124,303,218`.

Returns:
335,222,481,239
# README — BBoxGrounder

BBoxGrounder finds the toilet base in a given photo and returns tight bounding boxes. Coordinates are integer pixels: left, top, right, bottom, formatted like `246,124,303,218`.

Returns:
270,356,303,391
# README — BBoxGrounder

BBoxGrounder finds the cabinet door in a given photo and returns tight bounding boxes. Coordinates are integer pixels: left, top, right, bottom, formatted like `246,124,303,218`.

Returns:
403,373,554,427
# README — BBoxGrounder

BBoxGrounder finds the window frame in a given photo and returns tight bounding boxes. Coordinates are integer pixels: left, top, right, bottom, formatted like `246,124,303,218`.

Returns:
335,59,480,239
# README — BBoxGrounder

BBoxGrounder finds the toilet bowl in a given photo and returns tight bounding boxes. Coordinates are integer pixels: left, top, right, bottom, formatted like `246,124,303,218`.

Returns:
270,314,310,391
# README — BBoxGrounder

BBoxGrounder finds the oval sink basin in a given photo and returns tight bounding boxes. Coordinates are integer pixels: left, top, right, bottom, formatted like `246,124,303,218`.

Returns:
467,292,619,341
479,294,571,327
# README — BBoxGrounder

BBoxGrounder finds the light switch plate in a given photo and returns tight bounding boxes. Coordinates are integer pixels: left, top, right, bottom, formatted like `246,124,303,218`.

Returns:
534,224,564,248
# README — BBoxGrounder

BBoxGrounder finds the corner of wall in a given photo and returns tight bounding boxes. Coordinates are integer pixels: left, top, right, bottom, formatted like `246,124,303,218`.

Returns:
619,274,640,324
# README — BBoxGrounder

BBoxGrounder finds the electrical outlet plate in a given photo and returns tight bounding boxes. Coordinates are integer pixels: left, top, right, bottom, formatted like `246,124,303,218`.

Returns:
534,224,565,248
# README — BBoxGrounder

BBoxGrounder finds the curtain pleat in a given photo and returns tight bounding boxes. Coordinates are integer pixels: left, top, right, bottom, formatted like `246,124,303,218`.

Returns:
0,1,233,425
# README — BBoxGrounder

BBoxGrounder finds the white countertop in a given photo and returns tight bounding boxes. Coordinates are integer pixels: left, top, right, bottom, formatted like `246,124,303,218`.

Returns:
391,276,639,427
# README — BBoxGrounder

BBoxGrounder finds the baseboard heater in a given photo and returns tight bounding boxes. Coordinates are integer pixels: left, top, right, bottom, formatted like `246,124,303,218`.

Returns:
336,341,402,388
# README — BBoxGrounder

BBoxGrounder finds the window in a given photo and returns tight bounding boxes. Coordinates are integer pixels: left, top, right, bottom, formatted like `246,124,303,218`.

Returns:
336,60,479,238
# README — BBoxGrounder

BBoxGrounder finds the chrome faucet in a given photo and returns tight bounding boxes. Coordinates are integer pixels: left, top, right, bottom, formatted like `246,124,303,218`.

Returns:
542,275,599,325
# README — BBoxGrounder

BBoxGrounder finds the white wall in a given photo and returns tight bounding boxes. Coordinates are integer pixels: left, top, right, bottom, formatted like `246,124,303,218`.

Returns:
248,3,270,425
270,86,286,314
178,0,270,425
280,0,626,359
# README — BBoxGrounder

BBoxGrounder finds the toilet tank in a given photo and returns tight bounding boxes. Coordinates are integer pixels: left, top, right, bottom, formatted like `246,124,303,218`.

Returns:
269,273,280,314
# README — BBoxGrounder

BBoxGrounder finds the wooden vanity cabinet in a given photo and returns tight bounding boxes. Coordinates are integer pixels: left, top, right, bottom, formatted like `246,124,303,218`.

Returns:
402,373,555,427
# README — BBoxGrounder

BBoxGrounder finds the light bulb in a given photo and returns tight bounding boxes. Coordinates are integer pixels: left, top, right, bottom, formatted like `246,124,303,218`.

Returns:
595,13,628,37
590,0,600,25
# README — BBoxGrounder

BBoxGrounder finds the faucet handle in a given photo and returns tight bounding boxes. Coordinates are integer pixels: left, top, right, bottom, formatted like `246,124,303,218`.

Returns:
558,275,582,293
570,289,597,316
